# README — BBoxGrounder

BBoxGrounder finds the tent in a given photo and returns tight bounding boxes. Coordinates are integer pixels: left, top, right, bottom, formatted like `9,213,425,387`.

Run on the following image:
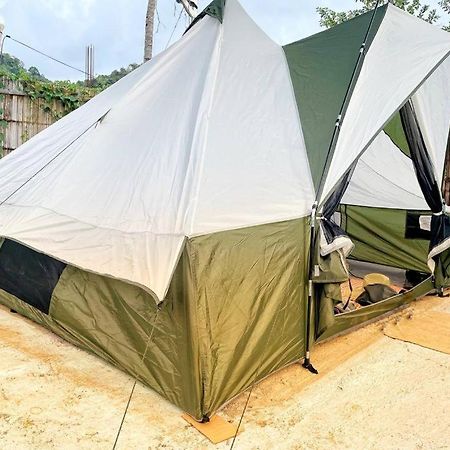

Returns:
0,0,449,421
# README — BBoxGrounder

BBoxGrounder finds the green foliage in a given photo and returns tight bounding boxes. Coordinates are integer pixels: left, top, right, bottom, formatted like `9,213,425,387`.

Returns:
440,0,450,29
83,63,140,90
0,52,48,80
27,66,47,81
0,51,140,155
0,69,99,120
0,52,139,156
1,50,139,94
317,0,448,29
0,77,5,157
0,53,25,76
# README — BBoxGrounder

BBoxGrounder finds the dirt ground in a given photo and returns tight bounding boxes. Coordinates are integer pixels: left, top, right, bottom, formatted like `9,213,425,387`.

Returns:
0,295,449,450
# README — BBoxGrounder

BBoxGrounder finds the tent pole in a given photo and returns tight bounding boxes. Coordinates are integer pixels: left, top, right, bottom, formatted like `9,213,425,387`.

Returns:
303,201,319,374
302,0,382,374
315,0,382,205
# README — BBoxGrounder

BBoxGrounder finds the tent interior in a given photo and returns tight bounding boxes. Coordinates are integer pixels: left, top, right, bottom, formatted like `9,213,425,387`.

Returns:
317,54,450,340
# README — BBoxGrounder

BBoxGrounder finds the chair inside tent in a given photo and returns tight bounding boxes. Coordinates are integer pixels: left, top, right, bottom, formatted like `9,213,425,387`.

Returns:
0,0,449,421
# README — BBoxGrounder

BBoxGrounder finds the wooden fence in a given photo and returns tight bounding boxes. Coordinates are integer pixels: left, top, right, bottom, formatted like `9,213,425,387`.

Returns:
0,77,64,156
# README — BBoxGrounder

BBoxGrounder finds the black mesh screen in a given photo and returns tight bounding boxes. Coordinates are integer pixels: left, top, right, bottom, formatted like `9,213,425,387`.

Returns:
405,211,431,241
0,239,66,314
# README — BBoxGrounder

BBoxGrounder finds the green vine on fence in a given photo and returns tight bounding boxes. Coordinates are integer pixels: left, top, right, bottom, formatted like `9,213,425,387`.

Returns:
0,68,99,121
0,77,6,157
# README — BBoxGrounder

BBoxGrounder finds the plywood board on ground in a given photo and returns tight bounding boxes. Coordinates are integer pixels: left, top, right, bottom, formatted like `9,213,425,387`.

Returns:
182,414,240,444
384,310,450,354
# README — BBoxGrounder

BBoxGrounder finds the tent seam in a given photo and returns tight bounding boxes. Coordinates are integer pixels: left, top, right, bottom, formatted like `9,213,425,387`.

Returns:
183,19,225,236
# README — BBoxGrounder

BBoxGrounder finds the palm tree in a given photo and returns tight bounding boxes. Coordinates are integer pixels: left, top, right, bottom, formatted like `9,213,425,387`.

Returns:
144,0,157,62
144,0,198,63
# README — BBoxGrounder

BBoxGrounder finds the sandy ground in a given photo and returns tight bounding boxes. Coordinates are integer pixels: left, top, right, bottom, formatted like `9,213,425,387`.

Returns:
0,295,449,450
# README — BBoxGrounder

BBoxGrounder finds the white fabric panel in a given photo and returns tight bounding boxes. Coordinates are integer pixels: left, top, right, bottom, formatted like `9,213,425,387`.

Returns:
0,17,222,300
0,54,164,202
321,5,450,203
342,131,428,210
186,0,314,235
413,57,450,188
0,0,313,301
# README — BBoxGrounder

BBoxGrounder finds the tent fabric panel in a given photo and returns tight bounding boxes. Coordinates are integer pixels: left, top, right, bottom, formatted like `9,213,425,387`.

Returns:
384,113,411,157
50,263,204,419
0,204,186,302
399,101,450,278
0,218,310,420
342,131,428,210
317,277,434,341
0,50,161,203
0,254,204,419
188,218,309,417
283,6,387,190
412,56,450,188
341,205,429,273
321,5,450,202
0,0,315,300
188,0,314,236
312,250,350,337
0,16,221,301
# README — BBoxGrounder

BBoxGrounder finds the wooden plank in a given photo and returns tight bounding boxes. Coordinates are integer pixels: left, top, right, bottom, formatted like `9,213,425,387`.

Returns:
384,311,450,354
182,414,241,445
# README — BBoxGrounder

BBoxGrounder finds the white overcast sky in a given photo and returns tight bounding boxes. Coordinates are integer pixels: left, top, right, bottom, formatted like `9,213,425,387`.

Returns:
0,0,446,81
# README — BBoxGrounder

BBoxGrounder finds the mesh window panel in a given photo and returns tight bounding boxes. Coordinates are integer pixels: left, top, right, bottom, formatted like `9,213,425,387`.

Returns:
405,211,431,240
0,239,66,314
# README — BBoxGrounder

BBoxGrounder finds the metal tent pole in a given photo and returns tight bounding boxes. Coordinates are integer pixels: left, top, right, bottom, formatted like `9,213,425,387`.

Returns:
302,0,383,374
303,201,319,374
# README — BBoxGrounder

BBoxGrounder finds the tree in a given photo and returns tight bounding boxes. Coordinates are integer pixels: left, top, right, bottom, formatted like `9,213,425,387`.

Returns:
27,66,47,81
88,63,140,89
144,0,157,62
317,0,449,30
0,53,25,76
176,0,198,18
143,0,199,62
0,53,48,80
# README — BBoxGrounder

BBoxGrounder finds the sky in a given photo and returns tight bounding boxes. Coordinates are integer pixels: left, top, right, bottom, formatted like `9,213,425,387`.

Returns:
0,0,447,81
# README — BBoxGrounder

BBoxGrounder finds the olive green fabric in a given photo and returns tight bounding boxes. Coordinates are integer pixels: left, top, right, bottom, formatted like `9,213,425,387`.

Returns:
313,205,434,340
384,112,411,157
317,277,434,341
341,205,430,273
433,248,450,288
283,6,387,190
312,244,349,337
355,284,399,306
0,218,309,420
316,283,343,338
188,218,309,416
0,253,204,419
